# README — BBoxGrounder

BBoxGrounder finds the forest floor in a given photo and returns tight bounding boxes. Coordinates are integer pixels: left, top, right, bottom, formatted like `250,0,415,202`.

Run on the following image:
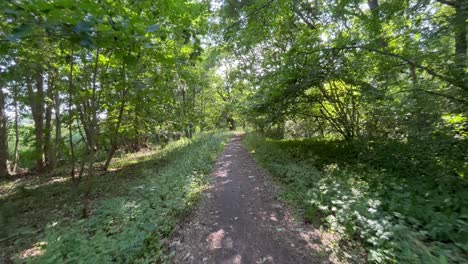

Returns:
169,134,336,264
0,149,162,263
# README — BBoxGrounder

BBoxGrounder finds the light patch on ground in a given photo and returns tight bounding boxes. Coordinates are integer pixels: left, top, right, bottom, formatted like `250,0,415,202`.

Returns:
18,242,47,259
207,229,225,250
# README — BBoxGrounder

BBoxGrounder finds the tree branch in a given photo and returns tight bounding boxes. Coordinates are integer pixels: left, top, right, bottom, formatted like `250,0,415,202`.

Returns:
322,45,460,88
435,0,456,7
292,5,317,30
6,0,24,10
224,0,276,35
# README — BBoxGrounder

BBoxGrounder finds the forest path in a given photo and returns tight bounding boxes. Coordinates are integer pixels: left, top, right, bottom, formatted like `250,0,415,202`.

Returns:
169,134,333,264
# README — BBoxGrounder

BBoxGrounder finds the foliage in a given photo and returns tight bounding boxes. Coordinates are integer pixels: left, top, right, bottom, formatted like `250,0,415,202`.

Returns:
30,132,228,263
244,133,468,263
217,0,467,140
0,0,235,176
0,132,229,263
1,0,467,262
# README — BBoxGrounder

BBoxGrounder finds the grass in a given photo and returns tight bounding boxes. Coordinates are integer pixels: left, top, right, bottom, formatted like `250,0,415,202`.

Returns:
0,132,231,263
243,132,468,263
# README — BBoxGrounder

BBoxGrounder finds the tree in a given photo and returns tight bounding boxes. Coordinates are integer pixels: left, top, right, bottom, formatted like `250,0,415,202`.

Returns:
0,80,9,177
215,0,467,139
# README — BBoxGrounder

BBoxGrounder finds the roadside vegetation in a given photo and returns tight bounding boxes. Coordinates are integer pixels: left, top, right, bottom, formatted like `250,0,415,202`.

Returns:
244,133,467,263
1,132,230,263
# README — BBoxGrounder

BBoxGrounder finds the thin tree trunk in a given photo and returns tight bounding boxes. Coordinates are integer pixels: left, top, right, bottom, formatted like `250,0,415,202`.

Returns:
68,48,76,183
200,88,205,131
104,62,128,171
78,49,100,157
53,88,61,168
0,88,10,178
103,89,127,171
44,84,53,170
133,108,141,151
12,84,20,173
454,1,467,90
435,0,467,89
89,47,100,153
68,105,76,183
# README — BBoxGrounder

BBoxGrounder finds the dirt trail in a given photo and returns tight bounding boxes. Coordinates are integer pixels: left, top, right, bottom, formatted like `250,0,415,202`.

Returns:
169,135,334,264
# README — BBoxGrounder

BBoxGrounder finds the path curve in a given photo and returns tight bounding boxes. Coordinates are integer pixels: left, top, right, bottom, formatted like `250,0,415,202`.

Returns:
169,135,334,264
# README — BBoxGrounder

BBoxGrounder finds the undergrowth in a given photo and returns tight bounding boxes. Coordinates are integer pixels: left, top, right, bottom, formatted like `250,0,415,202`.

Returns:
243,133,468,263
1,132,230,263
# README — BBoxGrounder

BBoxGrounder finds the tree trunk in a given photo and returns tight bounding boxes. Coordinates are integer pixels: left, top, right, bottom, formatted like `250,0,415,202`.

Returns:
227,116,236,130
368,0,389,49
80,47,100,155
436,0,467,90
12,84,20,173
28,72,46,172
0,88,10,178
454,1,467,90
44,84,53,170
104,90,127,171
53,88,61,168
368,0,379,10
68,48,77,183
104,62,128,171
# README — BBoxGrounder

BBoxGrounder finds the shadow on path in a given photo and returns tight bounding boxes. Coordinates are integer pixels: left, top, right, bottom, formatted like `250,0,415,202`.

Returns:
170,135,334,264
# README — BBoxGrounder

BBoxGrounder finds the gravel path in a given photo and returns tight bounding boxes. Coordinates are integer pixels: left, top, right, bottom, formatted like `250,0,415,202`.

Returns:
169,135,334,264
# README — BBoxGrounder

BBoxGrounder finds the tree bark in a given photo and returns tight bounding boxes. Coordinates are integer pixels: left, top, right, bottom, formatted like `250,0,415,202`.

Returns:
436,0,467,90
53,88,61,168
368,0,379,10
44,79,53,170
12,85,20,173
454,1,467,90
68,48,76,183
0,87,10,178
